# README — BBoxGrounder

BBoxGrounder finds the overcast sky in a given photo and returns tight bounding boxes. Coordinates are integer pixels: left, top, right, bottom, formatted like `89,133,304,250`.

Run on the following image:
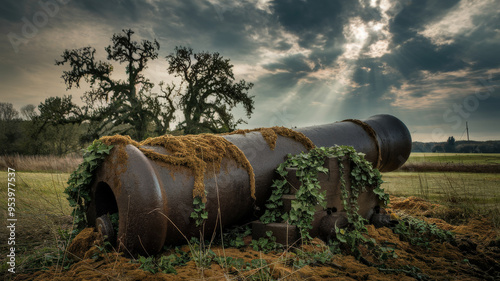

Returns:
1,0,499,141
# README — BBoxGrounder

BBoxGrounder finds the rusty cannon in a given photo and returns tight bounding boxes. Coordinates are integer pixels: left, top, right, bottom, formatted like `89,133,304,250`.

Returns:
86,114,411,255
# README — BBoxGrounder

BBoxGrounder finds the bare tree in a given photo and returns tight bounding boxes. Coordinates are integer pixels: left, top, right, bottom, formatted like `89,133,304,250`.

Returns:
0,103,19,121
20,104,37,120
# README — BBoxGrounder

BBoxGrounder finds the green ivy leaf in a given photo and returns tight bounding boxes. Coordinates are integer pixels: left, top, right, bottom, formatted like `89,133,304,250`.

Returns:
63,140,113,235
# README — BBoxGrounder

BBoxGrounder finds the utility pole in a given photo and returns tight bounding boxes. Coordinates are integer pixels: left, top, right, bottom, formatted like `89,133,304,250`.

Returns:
466,121,470,142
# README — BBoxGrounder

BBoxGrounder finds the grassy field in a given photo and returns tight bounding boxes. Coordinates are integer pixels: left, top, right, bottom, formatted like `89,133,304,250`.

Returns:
385,153,500,225
383,172,500,224
406,152,500,165
0,171,73,275
383,172,500,202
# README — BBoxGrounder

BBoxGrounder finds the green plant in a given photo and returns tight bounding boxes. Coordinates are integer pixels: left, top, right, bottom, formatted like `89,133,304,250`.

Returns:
108,212,119,235
289,246,335,269
64,140,113,233
214,256,245,268
221,225,252,248
56,227,73,243
213,256,248,274
91,240,116,261
260,146,388,245
212,256,276,280
250,231,282,254
190,195,208,227
246,259,273,281
260,147,329,239
375,242,398,260
16,246,70,273
137,248,190,275
393,215,454,247
188,236,216,268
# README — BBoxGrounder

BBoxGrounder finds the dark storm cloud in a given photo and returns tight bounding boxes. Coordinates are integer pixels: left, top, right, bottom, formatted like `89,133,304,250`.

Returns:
389,0,461,45
255,71,309,94
352,59,401,94
454,15,500,69
270,0,354,47
382,37,467,78
248,0,363,99
268,0,362,68
348,0,497,102
385,0,499,74
72,0,145,21
1,1,30,22
143,1,274,59
263,54,312,73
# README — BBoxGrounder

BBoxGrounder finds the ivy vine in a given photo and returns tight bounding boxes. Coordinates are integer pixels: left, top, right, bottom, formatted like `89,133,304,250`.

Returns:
66,138,209,232
333,146,387,258
260,145,389,246
65,140,114,234
190,195,208,227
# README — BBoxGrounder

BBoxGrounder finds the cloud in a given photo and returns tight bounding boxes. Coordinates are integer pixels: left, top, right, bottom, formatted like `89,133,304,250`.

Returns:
387,68,500,109
418,0,496,46
389,0,461,45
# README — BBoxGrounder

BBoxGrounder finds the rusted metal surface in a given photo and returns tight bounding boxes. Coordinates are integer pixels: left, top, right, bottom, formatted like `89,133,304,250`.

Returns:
295,114,411,172
86,114,411,255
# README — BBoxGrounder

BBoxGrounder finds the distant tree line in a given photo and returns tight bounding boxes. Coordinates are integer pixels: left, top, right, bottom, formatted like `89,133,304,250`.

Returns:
412,136,500,153
1,29,254,155
0,102,81,155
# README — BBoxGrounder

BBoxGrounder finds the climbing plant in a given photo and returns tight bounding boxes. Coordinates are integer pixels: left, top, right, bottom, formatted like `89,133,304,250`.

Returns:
333,146,387,258
64,140,114,233
260,145,388,244
190,195,208,227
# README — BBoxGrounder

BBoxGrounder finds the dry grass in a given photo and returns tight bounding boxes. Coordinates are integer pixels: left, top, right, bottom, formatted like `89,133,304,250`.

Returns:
399,162,500,173
0,172,74,278
0,154,82,173
383,171,500,227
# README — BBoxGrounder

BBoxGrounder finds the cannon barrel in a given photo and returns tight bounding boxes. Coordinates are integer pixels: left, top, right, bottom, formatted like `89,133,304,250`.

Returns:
87,114,411,255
